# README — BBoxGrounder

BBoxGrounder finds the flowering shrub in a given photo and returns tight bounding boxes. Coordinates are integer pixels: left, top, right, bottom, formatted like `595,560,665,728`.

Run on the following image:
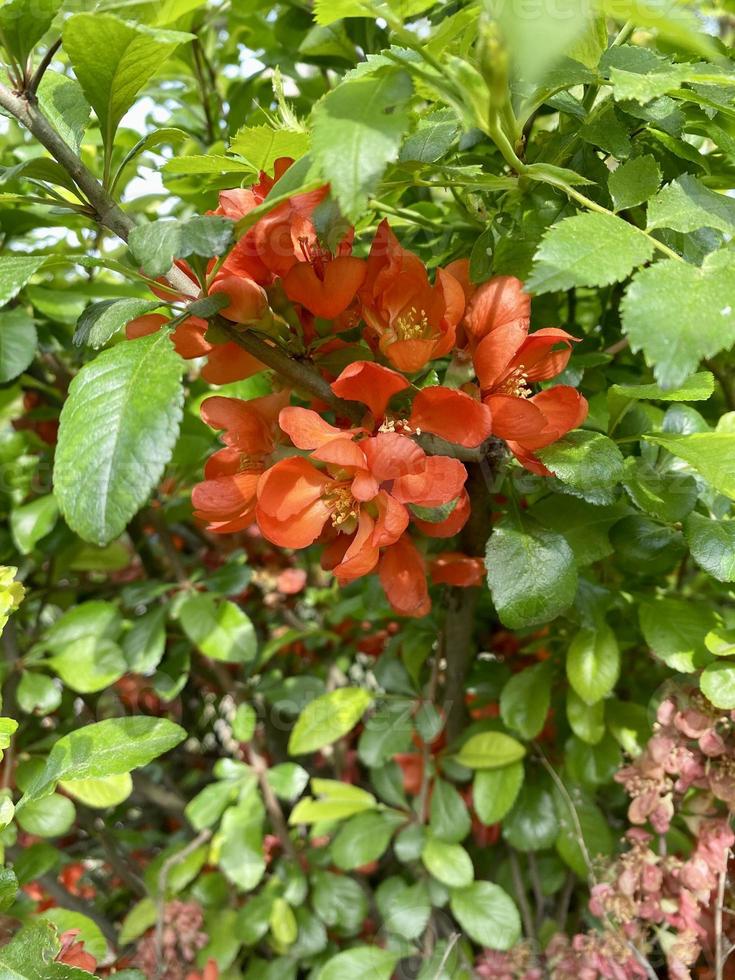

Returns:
0,1,733,978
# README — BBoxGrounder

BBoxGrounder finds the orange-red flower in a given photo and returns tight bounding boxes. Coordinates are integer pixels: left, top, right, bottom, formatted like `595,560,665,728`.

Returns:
473,319,587,473
359,220,465,373
255,416,466,614
464,274,531,345
126,312,264,385
379,536,430,617
429,552,485,587
56,930,96,972
192,391,289,532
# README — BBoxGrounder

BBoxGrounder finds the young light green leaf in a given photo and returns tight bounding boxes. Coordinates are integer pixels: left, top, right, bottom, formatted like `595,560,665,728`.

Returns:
473,762,524,825
421,837,473,888
527,212,654,294
454,732,526,769
622,251,735,389
645,431,735,499
230,126,309,172
566,624,620,705
62,13,192,152
701,662,735,710
486,522,577,629
18,716,186,807
54,331,185,546
288,687,373,754
311,68,412,221
10,495,59,555
0,0,62,69
179,595,257,663
318,947,400,980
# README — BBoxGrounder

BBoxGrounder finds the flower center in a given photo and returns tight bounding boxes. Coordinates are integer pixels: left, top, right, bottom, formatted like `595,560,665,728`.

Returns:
499,365,531,398
298,236,330,281
394,307,431,341
238,454,263,472
324,485,358,531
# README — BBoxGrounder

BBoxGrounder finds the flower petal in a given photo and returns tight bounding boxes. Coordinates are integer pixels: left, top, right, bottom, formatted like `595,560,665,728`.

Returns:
392,455,467,507
201,343,265,385
361,432,425,482
279,406,355,450
516,327,579,382
331,361,409,419
283,256,366,319
412,488,470,538
520,387,589,450
473,320,529,393
372,490,409,547
409,387,492,448
484,393,547,444
379,538,431,617
333,511,379,583
429,553,485,587
465,275,530,342
256,457,331,522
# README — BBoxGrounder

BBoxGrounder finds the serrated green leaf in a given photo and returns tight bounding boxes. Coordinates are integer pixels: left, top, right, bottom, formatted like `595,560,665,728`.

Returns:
527,212,654,294
538,430,625,505
0,0,62,68
608,155,661,211
63,13,192,151
128,215,233,277
648,175,735,236
0,255,46,307
311,68,412,221
54,331,185,545
622,251,735,389
36,70,90,155
230,126,309,172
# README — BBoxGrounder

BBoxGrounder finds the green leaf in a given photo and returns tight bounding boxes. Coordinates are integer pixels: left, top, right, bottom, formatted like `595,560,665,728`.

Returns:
318,947,400,980
163,153,255,176
608,155,661,211
59,773,133,809
555,787,613,877
288,687,373,754
701,662,735,710
421,837,473,888
454,731,526,769
119,897,157,946
648,175,735,236
179,595,257,663
0,255,46,308
16,793,75,838
566,689,605,745
17,673,61,716
331,811,400,869
537,430,624,505
123,605,167,674
429,778,471,843
219,793,265,891
18,716,186,807
503,783,559,851
128,215,234,277
10,494,58,554
0,920,95,979
0,309,37,383
485,522,578,629
496,0,595,88
622,458,697,523
639,597,716,673
609,371,715,406
527,212,654,294
357,700,413,766
400,108,459,163
185,781,237,830
54,331,185,546
622,251,735,389
74,298,162,349
230,126,309,172
685,513,735,582
645,431,735,499
449,882,520,950
232,703,257,742
266,763,309,802
312,869,367,934
500,662,551,740
43,600,125,694
311,68,412,221
567,624,620,706
0,0,62,69
36,71,90,155
62,13,192,151
376,879,430,940
473,762,524,825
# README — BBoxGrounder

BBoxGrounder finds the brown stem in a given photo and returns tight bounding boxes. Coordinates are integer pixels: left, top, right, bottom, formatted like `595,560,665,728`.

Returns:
26,38,62,97
508,848,536,943
245,743,298,862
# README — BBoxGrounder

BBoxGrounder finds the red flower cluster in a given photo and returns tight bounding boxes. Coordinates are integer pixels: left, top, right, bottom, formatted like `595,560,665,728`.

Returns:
128,159,587,615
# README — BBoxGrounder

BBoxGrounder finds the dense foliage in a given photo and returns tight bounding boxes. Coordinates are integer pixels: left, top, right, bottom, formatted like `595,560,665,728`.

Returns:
0,0,734,976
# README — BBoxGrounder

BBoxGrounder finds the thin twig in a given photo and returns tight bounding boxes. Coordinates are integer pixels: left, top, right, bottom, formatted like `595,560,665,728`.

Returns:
244,744,298,862
716,860,729,980
509,848,537,943
431,932,461,980
26,38,62,97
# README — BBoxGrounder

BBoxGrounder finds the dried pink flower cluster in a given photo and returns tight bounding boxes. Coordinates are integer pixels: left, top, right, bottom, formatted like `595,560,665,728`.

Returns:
473,689,735,980
131,900,209,980
616,691,735,832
